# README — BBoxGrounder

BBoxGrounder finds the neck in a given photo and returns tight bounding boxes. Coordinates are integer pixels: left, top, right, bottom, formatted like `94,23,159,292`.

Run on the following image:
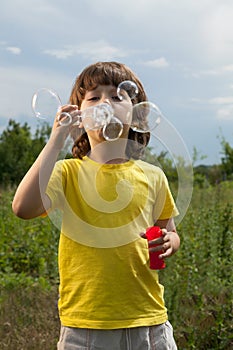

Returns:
88,139,129,164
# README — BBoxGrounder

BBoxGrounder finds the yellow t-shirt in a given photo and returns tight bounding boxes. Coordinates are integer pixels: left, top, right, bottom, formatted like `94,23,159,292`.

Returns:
46,156,179,329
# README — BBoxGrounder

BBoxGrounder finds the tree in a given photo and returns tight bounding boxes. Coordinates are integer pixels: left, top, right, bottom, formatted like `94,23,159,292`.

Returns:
0,120,51,186
143,147,178,182
220,137,233,180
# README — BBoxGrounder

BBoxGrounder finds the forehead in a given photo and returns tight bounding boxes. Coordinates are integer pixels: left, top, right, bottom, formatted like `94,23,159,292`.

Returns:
87,85,117,93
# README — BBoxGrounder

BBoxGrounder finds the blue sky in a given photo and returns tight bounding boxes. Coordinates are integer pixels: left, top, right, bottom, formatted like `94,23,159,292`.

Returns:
1,0,233,165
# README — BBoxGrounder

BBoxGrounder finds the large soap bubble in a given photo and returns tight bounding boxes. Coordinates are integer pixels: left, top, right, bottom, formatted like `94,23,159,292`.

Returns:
131,101,161,133
32,88,74,126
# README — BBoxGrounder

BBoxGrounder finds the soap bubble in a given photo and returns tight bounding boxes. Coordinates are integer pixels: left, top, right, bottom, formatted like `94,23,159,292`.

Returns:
103,116,123,141
81,103,113,130
82,103,124,141
117,80,139,100
32,88,61,120
131,101,161,133
32,88,73,126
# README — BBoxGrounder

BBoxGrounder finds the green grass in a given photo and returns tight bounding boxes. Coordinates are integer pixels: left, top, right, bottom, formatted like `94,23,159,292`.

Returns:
0,284,59,349
0,183,233,349
162,196,233,349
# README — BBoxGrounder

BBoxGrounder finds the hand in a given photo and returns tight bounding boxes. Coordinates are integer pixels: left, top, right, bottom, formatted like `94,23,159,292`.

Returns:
141,228,180,259
50,105,81,149
157,229,180,259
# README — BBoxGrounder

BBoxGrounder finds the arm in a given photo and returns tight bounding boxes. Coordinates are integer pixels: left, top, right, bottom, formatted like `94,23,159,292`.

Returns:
140,218,180,259
12,105,79,219
153,218,180,259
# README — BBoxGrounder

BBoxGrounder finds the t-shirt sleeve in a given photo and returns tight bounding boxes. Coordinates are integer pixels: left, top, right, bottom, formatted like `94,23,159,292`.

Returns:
46,160,66,211
152,169,179,222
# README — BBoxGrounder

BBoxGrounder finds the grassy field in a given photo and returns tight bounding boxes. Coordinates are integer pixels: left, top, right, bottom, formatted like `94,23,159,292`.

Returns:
0,182,232,349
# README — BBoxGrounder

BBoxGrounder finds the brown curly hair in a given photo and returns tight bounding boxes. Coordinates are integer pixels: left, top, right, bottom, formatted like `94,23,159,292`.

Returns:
69,62,150,159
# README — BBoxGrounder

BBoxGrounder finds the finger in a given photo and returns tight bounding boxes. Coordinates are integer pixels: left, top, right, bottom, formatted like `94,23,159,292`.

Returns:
162,231,171,243
161,228,168,235
57,110,82,127
161,229,169,239
139,232,147,239
149,240,170,253
159,247,173,259
148,237,163,246
149,244,164,252
57,112,72,125
59,104,78,112
69,110,82,125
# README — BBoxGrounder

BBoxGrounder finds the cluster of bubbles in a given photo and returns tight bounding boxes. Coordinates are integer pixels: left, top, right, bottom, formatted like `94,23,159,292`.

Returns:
32,80,161,141
33,80,193,247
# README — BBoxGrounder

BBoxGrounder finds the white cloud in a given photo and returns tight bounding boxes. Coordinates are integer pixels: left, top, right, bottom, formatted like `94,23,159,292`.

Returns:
201,3,233,60
186,64,233,79
208,97,233,105
6,46,21,55
222,64,233,72
43,47,73,59
190,98,202,103
199,69,219,77
143,57,169,69
44,41,128,61
77,41,128,60
202,95,233,121
0,41,22,55
217,106,233,121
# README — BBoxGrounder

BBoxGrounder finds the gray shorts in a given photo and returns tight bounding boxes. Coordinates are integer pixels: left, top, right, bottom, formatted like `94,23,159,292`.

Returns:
57,321,177,350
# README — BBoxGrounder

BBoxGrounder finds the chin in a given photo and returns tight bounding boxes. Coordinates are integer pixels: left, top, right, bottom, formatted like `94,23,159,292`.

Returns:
87,129,105,142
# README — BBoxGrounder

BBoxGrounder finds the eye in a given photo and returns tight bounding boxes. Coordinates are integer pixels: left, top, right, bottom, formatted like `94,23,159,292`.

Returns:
112,95,121,102
88,96,100,101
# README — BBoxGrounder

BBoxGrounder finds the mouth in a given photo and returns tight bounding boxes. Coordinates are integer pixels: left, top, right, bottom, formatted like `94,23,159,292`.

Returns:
103,118,123,141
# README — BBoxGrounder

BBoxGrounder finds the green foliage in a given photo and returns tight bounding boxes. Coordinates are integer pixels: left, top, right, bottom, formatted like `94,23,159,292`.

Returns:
160,185,233,349
1,184,233,349
0,191,59,284
143,147,178,182
0,191,60,348
193,164,223,187
0,120,51,186
220,137,233,180
0,119,232,188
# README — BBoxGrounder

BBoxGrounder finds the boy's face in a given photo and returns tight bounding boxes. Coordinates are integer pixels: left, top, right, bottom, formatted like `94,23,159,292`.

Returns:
80,85,133,126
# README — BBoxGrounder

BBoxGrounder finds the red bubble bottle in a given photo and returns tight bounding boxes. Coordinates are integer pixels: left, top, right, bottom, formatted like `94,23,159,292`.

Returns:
145,226,166,270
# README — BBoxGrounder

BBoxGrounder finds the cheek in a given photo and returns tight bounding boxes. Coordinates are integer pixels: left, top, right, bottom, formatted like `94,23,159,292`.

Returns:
114,104,133,124
80,101,86,111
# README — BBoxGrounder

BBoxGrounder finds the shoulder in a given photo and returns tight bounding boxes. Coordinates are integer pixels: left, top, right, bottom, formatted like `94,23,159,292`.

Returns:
135,159,165,176
134,160,170,189
56,157,83,169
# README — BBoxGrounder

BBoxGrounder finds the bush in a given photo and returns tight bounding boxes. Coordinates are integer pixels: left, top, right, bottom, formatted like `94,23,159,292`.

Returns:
0,191,59,283
161,186,233,349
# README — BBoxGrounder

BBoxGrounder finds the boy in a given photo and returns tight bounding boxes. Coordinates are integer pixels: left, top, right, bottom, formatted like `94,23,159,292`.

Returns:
13,61,179,349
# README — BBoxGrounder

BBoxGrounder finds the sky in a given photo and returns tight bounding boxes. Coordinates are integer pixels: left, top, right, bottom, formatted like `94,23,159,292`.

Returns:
1,0,233,165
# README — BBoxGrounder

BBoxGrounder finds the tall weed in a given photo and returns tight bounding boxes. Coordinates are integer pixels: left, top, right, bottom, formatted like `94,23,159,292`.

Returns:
161,184,233,349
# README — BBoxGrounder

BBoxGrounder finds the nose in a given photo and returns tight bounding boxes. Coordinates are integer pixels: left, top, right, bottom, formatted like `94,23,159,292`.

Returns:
102,97,111,105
